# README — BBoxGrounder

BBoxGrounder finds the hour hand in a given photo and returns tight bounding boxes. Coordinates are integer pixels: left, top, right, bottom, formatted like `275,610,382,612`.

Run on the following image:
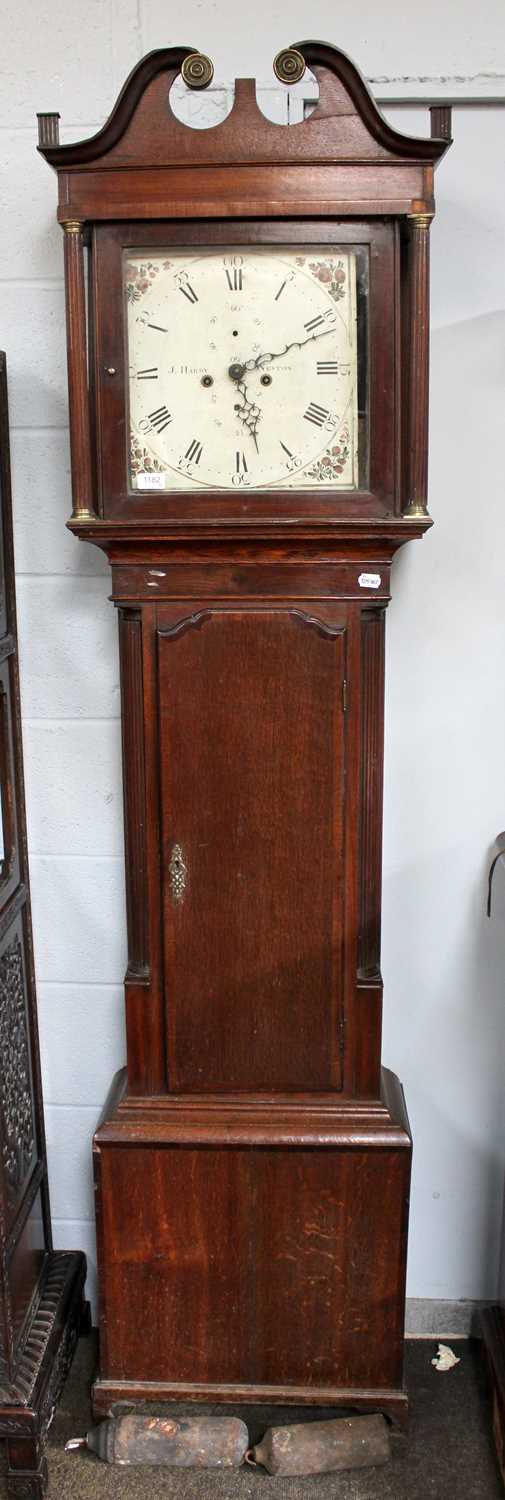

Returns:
228,362,261,450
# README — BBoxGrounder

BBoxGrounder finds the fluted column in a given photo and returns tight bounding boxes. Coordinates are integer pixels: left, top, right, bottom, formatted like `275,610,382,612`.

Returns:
404,212,433,519
61,220,95,520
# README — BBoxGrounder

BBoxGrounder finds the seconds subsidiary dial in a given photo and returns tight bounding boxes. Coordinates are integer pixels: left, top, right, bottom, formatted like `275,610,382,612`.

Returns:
126,246,358,492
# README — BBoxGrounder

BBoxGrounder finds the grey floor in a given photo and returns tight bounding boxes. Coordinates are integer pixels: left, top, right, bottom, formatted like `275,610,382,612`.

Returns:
1,1335,502,1498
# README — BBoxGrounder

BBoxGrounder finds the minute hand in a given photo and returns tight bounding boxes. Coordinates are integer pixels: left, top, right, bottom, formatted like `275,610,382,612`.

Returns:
242,325,335,372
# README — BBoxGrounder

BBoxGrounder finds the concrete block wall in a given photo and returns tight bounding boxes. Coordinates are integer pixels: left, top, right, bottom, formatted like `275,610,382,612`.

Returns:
2,0,505,1320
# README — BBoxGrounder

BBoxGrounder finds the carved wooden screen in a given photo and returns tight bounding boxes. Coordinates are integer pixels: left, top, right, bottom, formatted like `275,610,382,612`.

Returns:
0,353,86,1500
0,354,50,1385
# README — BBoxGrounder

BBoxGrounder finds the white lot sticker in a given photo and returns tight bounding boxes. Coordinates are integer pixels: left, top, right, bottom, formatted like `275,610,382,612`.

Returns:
358,572,381,589
135,472,167,490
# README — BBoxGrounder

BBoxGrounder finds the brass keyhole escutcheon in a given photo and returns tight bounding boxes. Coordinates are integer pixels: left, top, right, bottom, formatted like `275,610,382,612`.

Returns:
169,844,187,902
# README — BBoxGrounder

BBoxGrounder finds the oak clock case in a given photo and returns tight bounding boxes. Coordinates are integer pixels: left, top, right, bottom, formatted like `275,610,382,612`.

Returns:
38,42,450,1425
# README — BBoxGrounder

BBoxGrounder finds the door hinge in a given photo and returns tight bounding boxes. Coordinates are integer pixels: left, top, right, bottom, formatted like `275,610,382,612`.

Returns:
342,678,347,712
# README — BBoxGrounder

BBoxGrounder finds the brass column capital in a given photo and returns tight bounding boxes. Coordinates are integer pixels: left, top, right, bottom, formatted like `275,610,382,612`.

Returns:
407,212,433,230
403,501,431,519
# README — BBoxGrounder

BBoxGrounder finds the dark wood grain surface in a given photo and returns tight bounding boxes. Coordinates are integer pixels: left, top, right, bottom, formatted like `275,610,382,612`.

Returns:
158,604,347,1093
96,1138,409,1395
93,1068,410,1423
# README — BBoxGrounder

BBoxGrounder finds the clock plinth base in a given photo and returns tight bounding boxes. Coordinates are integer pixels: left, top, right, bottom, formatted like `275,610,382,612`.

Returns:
91,1376,409,1431
92,1068,411,1427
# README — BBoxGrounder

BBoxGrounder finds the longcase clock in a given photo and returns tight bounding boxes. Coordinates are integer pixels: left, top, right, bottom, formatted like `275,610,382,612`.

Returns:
38,42,450,1425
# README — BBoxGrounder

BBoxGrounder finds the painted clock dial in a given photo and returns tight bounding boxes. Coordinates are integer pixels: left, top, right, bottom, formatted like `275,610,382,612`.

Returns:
125,247,359,492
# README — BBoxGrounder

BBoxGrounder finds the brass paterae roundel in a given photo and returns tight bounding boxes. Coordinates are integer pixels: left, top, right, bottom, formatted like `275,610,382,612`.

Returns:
273,47,306,85
181,52,214,89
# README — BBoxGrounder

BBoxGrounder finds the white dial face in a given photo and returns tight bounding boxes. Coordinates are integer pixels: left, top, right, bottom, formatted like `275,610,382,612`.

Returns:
126,246,359,492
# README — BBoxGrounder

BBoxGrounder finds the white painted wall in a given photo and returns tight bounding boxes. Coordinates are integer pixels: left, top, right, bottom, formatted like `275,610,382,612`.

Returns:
1,0,504,1318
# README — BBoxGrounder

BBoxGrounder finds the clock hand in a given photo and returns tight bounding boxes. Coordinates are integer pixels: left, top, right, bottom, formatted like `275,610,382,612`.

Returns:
242,324,336,374
227,322,335,448
228,363,261,451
